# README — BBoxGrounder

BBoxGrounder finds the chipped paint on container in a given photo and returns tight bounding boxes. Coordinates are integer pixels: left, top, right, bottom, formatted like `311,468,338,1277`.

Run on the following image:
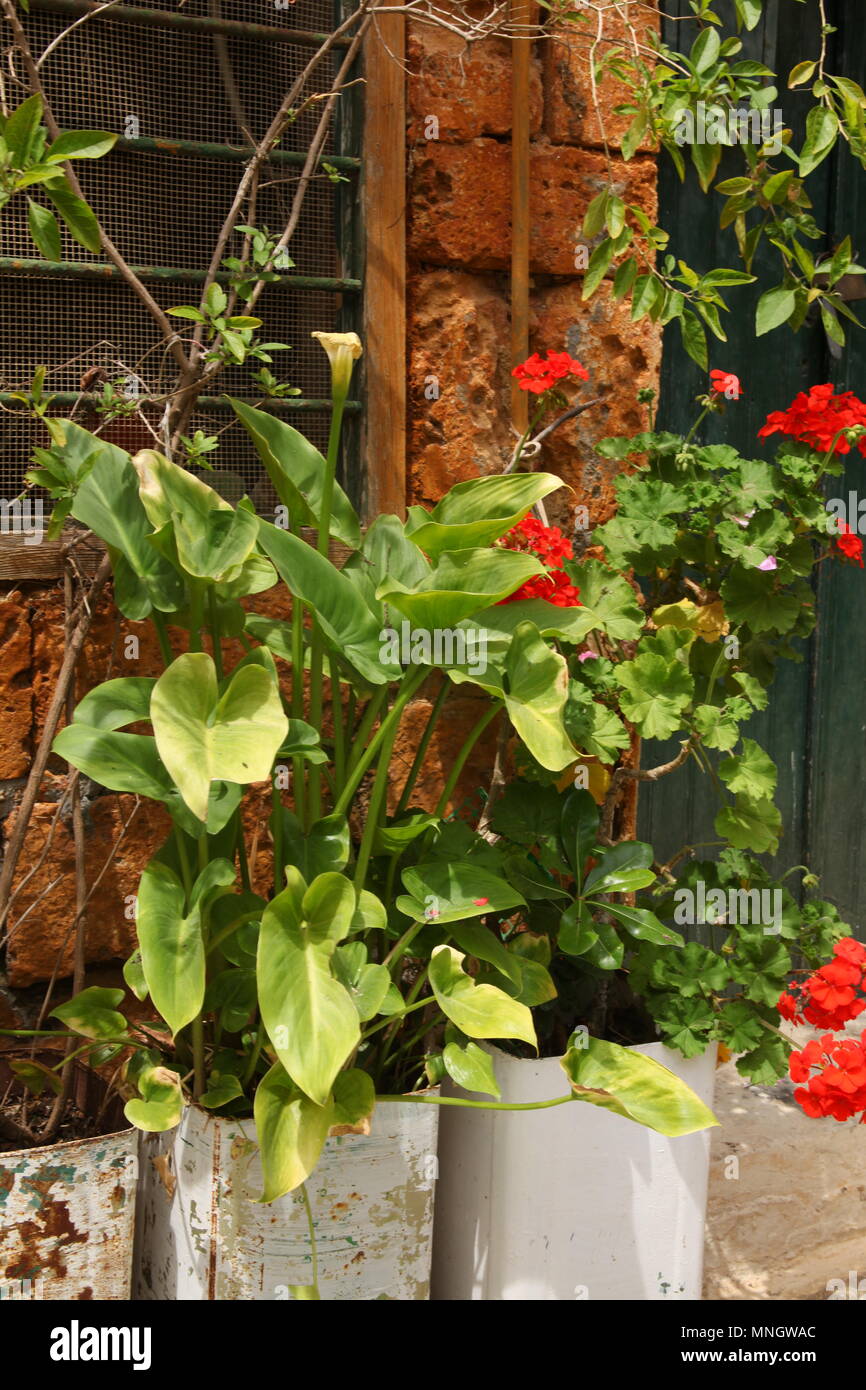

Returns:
135,1099,439,1300
0,1128,138,1301
431,1042,717,1301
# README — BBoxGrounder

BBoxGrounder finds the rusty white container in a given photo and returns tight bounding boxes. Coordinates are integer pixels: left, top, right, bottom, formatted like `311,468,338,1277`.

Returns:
431,1042,717,1302
0,1062,138,1301
135,1099,439,1300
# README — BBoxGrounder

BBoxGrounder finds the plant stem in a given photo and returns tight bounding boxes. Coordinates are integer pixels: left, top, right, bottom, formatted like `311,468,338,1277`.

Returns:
152,610,174,667
329,655,346,794
208,587,224,680
334,670,426,819
394,680,449,816
346,688,388,778
377,1092,579,1111
307,395,347,824
434,705,499,817
297,1183,321,1300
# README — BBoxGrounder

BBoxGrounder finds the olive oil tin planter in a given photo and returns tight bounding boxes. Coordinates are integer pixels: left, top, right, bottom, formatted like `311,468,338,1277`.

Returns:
431,1042,717,1302
0,1062,138,1301
135,1099,439,1300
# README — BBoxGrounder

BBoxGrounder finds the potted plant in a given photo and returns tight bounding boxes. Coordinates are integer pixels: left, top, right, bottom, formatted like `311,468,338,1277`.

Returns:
432,368,863,1300
5,332,716,1301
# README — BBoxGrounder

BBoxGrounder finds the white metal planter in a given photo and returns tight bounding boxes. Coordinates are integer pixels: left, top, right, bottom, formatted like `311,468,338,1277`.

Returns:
0,1062,137,1301
431,1041,717,1302
135,1099,439,1300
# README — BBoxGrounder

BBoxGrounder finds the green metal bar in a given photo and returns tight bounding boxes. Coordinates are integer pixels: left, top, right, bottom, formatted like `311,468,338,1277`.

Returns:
27,0,352,48
118,136,360,171
0,256,361,292
0,392,361,413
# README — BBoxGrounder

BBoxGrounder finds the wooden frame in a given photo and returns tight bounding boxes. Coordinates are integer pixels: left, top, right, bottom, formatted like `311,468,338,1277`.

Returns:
360,0,407,521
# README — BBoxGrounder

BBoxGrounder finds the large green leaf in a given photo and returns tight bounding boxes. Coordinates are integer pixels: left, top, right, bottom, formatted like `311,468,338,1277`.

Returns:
150,652,288,822
618,651,694,739
137,860,206,1037
67,427,183,617
404,473,563,559
442,1038,501,1098
332,942,392,1021
280,811,350,879
254,1062,333,1203
72,676,157,730
257,519,398,685
51,986,127,1040
229,398,361,548
564,559,646,641
503,622,576,771
560,1035,718,1136
429,945,536,1047
376,549,545,629
53,724,174,799
397,862,525,925
257,870,359,1106
133,449,259,582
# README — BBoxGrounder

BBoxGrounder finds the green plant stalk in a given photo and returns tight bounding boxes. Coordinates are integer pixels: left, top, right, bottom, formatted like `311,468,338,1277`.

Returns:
289,527,307,828
329,654,346,793
271,782,284,897
190,832,210,1100
358,995,429,1043
346,688,388,778
297,1183,321,1300
434,705,499,817
207,587,224,680
334,669,427,818
151,609,174,667
377,1092,579,1111
394,680,450,816
352,710,404,898
307,393,347,823
188,581,205,654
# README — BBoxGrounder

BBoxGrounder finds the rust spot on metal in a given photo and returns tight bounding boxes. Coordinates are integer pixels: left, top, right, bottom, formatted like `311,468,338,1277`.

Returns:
151,1153,176,1199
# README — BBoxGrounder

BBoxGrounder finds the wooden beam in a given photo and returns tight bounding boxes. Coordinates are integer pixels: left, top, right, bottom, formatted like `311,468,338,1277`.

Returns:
510,0,532,435
361,0,407,521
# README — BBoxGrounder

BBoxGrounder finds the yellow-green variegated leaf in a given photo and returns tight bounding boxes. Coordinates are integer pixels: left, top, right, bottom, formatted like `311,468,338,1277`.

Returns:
560,1035,718,1136
150,652,288,822
254,1061,333,1202
429,946,536,1048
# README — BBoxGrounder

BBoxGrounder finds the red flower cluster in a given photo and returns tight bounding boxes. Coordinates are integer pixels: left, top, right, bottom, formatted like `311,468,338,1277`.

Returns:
758,383,866,456
837,521,864,568
788,1034,866,1122
498,515,581,608
779,938,866,1122
778,937,866,1031
512,351,589,395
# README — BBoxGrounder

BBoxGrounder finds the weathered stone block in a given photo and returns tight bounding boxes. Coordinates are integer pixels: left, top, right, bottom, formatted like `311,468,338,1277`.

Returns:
0,598,32,779
543,2,660,150
407,22,542,142
407,269,513,503
409,140,656,272
528,279,661,529
5,795,170,987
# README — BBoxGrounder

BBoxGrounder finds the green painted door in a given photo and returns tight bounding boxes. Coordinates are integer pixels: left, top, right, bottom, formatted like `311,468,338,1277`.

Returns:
640,0,866,928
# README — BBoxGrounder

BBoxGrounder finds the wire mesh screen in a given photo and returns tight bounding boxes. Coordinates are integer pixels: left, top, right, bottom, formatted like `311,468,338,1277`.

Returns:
0,0,361,509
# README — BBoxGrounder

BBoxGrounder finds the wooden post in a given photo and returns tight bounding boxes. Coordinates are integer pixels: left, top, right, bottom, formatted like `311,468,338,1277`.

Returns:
510,0,532,435
362,0,407,520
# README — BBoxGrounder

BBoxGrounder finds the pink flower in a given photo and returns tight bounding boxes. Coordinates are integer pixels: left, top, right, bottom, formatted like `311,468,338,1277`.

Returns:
578,650,598,662
757,556,778,571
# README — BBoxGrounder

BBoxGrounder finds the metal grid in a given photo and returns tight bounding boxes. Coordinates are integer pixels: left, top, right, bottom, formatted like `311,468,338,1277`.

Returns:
0,0,361,506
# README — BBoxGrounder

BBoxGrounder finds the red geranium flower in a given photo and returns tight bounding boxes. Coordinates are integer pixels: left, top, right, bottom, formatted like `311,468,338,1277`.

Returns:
837,521,864,568
758,383,866,456
709,369,742,400
512,350,589,395
497,515,581,608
